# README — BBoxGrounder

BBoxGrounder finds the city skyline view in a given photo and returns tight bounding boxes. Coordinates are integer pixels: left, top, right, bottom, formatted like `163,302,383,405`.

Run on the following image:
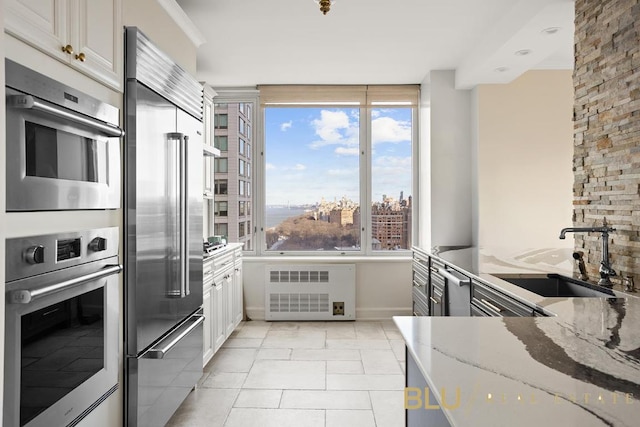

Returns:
265,107,413,206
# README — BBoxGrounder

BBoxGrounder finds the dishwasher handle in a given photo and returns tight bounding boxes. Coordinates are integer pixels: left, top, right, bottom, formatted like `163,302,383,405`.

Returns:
438,268,470,287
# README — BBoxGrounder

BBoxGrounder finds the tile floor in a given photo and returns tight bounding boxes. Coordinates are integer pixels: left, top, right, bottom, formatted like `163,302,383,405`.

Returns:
166,320,406,427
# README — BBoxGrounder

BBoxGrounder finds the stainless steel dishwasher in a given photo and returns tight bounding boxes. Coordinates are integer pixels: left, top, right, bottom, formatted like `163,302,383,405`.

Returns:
439,267,471,316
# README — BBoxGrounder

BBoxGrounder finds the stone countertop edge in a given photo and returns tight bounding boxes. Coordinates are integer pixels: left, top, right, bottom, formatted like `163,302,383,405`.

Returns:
393,314,640,427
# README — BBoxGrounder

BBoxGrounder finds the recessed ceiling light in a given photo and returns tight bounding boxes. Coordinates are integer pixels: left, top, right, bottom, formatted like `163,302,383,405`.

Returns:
494,67,509,73
541,27,561,35
515,49,532,56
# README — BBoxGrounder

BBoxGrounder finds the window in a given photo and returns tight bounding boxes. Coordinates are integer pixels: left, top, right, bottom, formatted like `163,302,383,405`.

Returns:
239,201,246,216
214,136,228,151
214,113,228,129
239,180,245,196
214,179,228,195
239,138,246,156
214,158,228,173
239,118,246,135
214,201,228,217
239,159,245,177
214,223,228,240
260,85,417,254
239,222,245,238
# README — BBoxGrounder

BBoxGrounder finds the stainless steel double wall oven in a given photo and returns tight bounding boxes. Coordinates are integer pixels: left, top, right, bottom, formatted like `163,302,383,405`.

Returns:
4,59,124,427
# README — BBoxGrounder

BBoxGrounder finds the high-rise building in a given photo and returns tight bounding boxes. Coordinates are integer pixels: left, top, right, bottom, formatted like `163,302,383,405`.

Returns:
213,102,253,250
371,195,412,250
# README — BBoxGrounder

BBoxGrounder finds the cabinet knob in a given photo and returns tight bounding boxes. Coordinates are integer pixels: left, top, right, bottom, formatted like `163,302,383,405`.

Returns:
75,52,86,62
62,44,74,55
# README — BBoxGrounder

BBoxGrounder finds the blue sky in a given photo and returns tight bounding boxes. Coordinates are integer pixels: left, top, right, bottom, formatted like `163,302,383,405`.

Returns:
265,107,412,206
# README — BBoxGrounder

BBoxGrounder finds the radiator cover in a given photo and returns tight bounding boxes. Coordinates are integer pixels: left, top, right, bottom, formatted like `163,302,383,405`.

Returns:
265,264,356,321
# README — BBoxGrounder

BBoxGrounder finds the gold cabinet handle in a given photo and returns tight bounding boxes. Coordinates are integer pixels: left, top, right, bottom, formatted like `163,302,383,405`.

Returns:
480,298,503,313
75,52,86,62
429,296,440,305
62,44,74,54
430,267,439,274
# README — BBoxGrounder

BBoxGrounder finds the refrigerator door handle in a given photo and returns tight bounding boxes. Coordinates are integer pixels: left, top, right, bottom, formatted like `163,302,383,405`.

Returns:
143,311,204,359
181,134,190,297
167,132,187,298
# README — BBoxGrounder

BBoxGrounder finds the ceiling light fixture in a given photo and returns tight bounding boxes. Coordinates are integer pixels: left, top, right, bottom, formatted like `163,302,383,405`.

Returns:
515,49,532,56
314,0,335,15
541,27,561,35
494,67,509,73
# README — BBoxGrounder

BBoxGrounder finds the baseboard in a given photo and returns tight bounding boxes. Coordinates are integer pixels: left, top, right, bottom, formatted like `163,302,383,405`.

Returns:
245,306,411,321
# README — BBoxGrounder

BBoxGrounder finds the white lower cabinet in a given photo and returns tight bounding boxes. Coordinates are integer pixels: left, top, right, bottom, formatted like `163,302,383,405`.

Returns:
203,244,243,366
202,284,214,364
212,280,226,352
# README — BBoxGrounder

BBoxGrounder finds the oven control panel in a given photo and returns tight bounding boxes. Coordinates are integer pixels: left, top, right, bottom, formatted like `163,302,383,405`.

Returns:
5,227,120,282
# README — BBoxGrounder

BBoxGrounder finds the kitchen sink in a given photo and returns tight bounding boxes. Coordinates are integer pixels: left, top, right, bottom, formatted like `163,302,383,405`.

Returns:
494,274,617,298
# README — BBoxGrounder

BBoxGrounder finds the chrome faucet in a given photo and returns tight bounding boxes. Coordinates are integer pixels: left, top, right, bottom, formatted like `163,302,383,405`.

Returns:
559,220,616,288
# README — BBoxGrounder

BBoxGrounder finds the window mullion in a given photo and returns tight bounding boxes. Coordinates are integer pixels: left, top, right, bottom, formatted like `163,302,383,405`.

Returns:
361,107,372,255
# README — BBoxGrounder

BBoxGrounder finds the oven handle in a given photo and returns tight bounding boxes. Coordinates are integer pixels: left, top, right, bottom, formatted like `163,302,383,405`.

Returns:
143,312,204,359
7,94,124,137
8,264,122,304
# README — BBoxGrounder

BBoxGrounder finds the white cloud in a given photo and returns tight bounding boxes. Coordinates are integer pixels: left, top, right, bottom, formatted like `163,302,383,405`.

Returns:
327,168,356,176
372,117,411,144
280,120,292,131
265,163,276,170
335,147,359,156
371,110,381,118
374,155,411,168
313,110,350,142
292,163,306,171
308,110,359,149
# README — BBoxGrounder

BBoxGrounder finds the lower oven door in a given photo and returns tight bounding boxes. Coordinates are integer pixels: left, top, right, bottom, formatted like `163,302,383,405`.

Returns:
3,259,121,427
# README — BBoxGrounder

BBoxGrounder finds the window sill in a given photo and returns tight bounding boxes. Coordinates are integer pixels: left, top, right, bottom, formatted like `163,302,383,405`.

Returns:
243,254,412,263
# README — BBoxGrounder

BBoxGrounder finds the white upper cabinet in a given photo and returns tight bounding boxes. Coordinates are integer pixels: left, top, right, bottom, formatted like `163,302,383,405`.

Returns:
5,0,123,91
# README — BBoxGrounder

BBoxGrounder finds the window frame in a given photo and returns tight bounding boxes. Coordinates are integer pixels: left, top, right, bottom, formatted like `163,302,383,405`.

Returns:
256,85,419,257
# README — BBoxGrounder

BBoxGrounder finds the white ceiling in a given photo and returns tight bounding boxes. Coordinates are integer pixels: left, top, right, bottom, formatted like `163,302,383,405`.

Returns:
176,0,574,89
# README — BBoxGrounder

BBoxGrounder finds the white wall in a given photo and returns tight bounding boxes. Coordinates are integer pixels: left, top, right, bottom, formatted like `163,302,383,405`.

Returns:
475,70,574,250
242,257,413,320
424,71,474,248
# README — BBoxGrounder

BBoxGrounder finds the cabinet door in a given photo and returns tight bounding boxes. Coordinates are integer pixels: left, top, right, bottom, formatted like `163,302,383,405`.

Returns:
5,0,69,62
202,287,214,365
233,260,243,326
224,273,235,337
213,281,226,352
72,0,123,90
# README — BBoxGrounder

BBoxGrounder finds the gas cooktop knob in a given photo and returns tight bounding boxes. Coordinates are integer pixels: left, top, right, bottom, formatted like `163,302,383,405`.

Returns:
89,237,107,252
25,245,45,264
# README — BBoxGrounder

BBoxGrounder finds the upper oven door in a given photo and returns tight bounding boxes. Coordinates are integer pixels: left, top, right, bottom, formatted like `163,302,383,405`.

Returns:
5,88,122,211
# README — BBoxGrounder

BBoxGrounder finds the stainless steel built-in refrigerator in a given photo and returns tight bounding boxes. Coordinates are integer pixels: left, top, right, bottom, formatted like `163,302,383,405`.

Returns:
124,27,204,427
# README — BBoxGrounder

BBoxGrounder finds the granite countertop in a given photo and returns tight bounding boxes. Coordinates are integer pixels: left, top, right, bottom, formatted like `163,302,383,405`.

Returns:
397,246,640,426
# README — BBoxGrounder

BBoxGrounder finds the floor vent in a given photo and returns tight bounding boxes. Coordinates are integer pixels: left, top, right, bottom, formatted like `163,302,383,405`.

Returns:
265,265,355,321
